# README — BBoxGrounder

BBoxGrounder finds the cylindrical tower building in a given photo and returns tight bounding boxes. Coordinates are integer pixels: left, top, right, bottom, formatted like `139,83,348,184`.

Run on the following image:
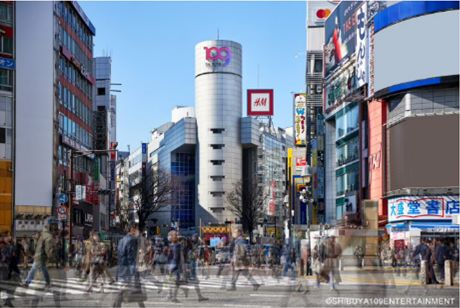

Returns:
195,40,242,224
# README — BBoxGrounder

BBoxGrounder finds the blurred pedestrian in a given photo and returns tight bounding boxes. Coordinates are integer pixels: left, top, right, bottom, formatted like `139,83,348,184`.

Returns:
228,230,260,291
323,236,342,290
412,239,438,284
354,245,364,268
434,239,449,283
86,233,111,293
24,218,58,289
113,222,145,308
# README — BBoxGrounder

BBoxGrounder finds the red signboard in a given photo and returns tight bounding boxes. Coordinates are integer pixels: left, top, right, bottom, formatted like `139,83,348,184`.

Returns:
247,89,274,116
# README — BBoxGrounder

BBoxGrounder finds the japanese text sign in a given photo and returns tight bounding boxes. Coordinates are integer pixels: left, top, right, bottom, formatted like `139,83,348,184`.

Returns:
388,196,459,222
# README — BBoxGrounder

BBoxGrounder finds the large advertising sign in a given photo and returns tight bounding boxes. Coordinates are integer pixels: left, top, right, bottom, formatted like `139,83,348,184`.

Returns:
294,93,307,146
247,89,274,116
388,196,460,222
324,1,365,78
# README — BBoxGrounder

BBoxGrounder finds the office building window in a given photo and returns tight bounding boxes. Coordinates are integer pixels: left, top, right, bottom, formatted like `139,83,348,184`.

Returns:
210,191,225,197
0,3,12,25
314,59,323,73
210,175,225,181
97,87,106,96
0,127,5,143
0,69,12,91
210,160,224,165
0,36,12,54
210,128,225,134
210,144,225,149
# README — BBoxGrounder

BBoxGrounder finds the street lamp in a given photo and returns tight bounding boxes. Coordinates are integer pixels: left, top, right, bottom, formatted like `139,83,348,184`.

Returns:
299,188,312,276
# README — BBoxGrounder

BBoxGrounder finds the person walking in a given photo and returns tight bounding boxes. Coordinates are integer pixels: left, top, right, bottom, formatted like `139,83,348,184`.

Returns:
434,239,449,283
113,223,145,308
412,239,438,284
182,236,209,302
7,237,23,280
167,230,188,303
86,232,110,293
23,218,58,289
323,236,342,290
228,229,260,291
354,245,364,268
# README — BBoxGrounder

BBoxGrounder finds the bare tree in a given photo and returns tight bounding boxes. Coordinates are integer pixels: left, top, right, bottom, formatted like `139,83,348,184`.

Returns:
226,180,268,243
131,168,175,231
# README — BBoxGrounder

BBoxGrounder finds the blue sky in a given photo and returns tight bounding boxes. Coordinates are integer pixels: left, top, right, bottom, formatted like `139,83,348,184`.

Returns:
81,1,306,151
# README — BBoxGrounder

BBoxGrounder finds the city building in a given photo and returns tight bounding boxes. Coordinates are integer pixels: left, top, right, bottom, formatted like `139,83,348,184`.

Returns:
323,1,369,226
368,1,460,247
15,1,97,238
127,143,148,223
195,40,242,224
305,1,337,225
93,56,118,233
114,150,129,228
241,117,292,237
0,1,14,235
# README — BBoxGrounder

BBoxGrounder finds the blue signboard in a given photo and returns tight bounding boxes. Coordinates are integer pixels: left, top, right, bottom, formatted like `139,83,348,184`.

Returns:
0,57,14,70
59,193,68,204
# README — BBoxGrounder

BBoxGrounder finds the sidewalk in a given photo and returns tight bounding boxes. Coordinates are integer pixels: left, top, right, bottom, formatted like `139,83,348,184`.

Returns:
300,268,460,288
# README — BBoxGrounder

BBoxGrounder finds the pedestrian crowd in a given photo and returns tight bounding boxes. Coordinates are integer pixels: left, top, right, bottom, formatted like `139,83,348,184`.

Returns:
1,220,459,307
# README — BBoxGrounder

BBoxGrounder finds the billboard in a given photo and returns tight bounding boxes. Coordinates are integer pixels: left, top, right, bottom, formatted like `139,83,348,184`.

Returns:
294,93,307,146
324,1,365,78
247,89,274,116
374,9,459,93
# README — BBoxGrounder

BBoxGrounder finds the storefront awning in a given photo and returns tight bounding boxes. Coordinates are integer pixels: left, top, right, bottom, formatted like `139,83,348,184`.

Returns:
410,220,459,231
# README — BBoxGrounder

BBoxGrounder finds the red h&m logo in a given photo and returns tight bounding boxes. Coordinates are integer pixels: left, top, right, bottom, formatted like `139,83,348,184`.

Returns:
247,89,274,116
254,98,267,107
204,46,232,66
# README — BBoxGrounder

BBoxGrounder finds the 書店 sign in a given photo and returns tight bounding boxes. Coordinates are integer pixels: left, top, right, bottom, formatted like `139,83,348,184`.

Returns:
388,195,459,222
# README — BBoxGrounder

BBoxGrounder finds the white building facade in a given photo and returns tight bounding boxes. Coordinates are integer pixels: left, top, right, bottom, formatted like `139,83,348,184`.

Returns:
195,40,242,224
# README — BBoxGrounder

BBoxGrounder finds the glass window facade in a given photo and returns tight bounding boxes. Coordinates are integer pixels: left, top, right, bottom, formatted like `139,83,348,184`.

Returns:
334,103,360,220
171,153,195,228
336,104,359,139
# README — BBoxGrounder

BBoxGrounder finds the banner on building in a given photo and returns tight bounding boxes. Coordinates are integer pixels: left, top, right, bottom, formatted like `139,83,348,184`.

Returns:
294,93,307,146
247,89,274,116
355,3,367,88
267,181,277,216
388,195,460,222
324,1,366,78
293,147,307,176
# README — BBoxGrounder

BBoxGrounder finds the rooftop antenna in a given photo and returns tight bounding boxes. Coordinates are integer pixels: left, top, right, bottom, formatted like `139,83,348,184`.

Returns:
217,28,219,40
257,65,260,88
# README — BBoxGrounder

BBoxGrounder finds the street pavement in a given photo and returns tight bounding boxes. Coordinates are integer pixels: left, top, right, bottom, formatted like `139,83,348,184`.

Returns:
0,266,458,307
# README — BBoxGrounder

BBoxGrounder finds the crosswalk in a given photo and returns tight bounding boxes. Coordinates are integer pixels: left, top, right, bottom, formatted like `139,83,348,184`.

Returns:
0,272,298,300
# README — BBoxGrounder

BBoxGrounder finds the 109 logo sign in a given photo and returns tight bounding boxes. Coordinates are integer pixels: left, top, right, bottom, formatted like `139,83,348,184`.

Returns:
204,46,232,67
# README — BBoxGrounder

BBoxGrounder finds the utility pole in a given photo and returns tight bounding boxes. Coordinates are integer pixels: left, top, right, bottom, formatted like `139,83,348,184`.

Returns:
67,149,74,265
